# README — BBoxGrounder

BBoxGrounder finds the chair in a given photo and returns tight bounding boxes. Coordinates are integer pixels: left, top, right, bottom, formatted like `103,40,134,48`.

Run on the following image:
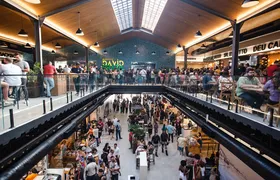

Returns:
219,82,234,105
263,103,280,127
233,82,245,112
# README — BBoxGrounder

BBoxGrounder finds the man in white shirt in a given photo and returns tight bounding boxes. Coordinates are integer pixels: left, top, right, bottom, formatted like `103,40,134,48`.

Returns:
177,134,187,155
85,157,97,179
14,53,30,103
140,69,147,83
113,116,118,126
63,65,71,73
0,58,22,87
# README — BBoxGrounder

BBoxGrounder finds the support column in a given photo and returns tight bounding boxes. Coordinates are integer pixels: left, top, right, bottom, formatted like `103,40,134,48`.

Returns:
231,21,241,76
183,46,188,70
85,47,89,68
34,19,43,69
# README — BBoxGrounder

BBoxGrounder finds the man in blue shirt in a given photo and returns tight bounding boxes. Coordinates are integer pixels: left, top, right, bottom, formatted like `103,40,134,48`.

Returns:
166,123,175,143
202,70,216,91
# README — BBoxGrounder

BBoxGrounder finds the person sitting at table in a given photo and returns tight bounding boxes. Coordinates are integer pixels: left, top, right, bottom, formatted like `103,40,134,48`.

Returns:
236,67,264,109
263,72,280,105
217,70,233,94
202,70,217,91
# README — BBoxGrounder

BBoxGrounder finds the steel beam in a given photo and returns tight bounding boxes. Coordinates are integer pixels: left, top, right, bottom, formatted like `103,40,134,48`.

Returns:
183,46,188,69
34,20,43,69
231,21,241,76
41,0,92,18
180,0,234,23
85,47,89,67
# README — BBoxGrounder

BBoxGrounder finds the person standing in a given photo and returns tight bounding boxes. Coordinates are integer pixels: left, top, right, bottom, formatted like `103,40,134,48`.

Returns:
109,156,120,180
71,62,82,95
115,120,122,141
97,118,104,142
160,130,169,156
147,122,153,138
177,134,187,156
151,132,160,157
114,143,120,166
43,61,57,97
129,101,132,113
85,158,97,180
14,53,30,104
154,121,158,134
166,123,175,143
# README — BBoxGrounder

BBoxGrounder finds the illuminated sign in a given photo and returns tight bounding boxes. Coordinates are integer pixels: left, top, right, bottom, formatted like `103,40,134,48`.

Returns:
102,58,124,70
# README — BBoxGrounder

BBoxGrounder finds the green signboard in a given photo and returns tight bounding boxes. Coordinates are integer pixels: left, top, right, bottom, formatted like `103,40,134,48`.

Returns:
102,58,124,70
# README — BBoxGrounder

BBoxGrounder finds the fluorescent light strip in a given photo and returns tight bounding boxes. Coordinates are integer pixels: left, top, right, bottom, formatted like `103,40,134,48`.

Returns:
141,0,168,32
110,0,133,31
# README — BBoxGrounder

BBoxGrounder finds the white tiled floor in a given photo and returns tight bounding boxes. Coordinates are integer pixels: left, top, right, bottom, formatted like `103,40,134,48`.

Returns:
97,111,184,180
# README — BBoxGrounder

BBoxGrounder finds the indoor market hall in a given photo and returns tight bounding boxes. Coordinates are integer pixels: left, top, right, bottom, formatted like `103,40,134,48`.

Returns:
0,0,280,180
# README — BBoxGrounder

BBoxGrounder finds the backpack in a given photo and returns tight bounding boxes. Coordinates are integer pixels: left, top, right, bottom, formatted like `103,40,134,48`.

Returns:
116,124,120,131
152,135,160,144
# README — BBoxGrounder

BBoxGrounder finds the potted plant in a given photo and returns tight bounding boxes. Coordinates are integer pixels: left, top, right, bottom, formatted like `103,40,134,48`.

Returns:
27,62,42,98
129,124,145,153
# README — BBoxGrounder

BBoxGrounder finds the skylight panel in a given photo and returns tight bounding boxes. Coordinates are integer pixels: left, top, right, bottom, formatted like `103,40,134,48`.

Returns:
110,0,133,31
141,0,168,32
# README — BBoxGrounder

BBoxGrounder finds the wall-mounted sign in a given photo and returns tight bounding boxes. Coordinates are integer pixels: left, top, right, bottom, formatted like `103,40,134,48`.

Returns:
203,39,280,61
102,58,124,70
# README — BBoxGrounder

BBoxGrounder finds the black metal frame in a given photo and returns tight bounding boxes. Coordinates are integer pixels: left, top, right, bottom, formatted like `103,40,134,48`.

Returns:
163,94,280,179
1,85,280,179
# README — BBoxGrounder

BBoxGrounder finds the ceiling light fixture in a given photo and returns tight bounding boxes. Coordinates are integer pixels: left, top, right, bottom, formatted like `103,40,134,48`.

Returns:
200,44,207,49
195,30,202,38
151,51,156,55
228,31,233,38
76,12,84,36
0,41,8,48
51,50,55,54
166,51,170,55
18,14,28,37
241,0,259,8
103,50,108,55
141,0,168,32
94,42,99,47
118,50,123,54
136,50,140,55
24,0,41,4
177,44,182,48
74,50,79,55
24,42,32,48
55,42,61,48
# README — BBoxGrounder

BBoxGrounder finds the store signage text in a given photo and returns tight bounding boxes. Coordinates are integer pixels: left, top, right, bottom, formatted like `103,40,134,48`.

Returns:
102,58,124,69
253,40,279,52
203,39,280,61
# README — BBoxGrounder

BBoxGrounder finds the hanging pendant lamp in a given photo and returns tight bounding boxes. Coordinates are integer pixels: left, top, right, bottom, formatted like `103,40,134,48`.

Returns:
103,50,108,55
200,44,207,49
136,50,140,55
94,42,99,47
166,51,170,55
55,42,61,48
51,50,56,54
24,0,41,4
76,12,84,36
74,50,79,55
18,29,28,37
241,0,259,8
118,50,123,54
24,43,32,48
177,44,181,48
0,41,8,48
195,31,202,38
151,51,156,55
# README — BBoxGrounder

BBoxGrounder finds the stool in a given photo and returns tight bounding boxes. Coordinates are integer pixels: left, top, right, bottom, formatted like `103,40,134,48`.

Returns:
263,103,280,127
234,96,245,112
